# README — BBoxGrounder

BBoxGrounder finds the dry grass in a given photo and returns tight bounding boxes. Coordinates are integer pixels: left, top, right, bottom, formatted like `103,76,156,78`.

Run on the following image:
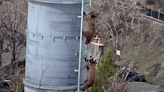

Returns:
103,71,128,92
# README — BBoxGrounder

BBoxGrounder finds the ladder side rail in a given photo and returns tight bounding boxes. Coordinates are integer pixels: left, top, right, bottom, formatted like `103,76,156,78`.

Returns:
77,0,84,92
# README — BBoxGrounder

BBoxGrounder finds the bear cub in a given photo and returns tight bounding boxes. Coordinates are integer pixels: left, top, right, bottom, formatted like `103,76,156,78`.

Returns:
82,11,96,44
81,58,97,91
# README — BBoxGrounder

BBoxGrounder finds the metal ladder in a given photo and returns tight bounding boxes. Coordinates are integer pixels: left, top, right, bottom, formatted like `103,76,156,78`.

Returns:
77,0,92,92
77,0,84,91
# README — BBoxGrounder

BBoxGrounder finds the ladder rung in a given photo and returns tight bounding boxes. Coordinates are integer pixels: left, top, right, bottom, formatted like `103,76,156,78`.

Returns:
77,12,90,19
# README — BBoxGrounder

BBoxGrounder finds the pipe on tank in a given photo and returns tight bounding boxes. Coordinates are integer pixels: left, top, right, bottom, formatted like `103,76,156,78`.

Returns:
77,0,84,92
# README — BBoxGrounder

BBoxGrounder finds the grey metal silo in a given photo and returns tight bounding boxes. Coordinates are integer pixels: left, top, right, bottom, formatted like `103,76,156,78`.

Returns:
23,0,90,92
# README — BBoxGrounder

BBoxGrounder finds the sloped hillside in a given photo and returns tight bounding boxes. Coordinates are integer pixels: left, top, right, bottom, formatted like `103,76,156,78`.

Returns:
92,0,164,86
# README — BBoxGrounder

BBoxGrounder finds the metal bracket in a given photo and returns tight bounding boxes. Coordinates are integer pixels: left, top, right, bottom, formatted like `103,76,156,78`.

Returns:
41,35,43,40
63,36,66,40
76,36,79,39
77,12,90,19
77,15,81,19
52,36,55,42
74,69,79,73
75,53,78,56
33,34,35,38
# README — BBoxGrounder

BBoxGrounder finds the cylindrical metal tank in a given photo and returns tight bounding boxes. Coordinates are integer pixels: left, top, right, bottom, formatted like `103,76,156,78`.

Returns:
24,0,90,92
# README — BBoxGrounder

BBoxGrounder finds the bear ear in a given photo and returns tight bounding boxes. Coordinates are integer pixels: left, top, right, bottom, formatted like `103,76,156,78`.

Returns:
84,58,87,61
92,61,97,64
89,11,97,18
91,15,96,18
89,11,94,15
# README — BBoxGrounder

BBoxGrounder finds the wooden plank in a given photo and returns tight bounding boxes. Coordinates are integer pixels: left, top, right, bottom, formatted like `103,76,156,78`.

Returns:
90,42,104,46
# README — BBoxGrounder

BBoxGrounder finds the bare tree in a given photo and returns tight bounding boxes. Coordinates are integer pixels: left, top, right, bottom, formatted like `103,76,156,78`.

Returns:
0,0,27,91
90,0,152,63
0,0,27,70
0,26,10,67
92,0,144,49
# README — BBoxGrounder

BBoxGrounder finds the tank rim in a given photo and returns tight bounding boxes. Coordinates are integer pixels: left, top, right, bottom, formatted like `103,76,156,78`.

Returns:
28,0,90,4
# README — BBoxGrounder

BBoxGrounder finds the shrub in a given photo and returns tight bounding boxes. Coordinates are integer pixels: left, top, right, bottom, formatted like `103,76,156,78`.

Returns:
89,51,117,92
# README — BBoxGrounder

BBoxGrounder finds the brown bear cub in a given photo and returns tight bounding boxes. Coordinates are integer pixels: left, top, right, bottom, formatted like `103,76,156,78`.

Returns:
82,11,96,44
81,58,96,91
84,57,94,70
84,56,95,71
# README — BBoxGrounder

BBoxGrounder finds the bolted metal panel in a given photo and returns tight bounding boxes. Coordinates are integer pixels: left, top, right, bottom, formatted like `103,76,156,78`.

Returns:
24,1,89,92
